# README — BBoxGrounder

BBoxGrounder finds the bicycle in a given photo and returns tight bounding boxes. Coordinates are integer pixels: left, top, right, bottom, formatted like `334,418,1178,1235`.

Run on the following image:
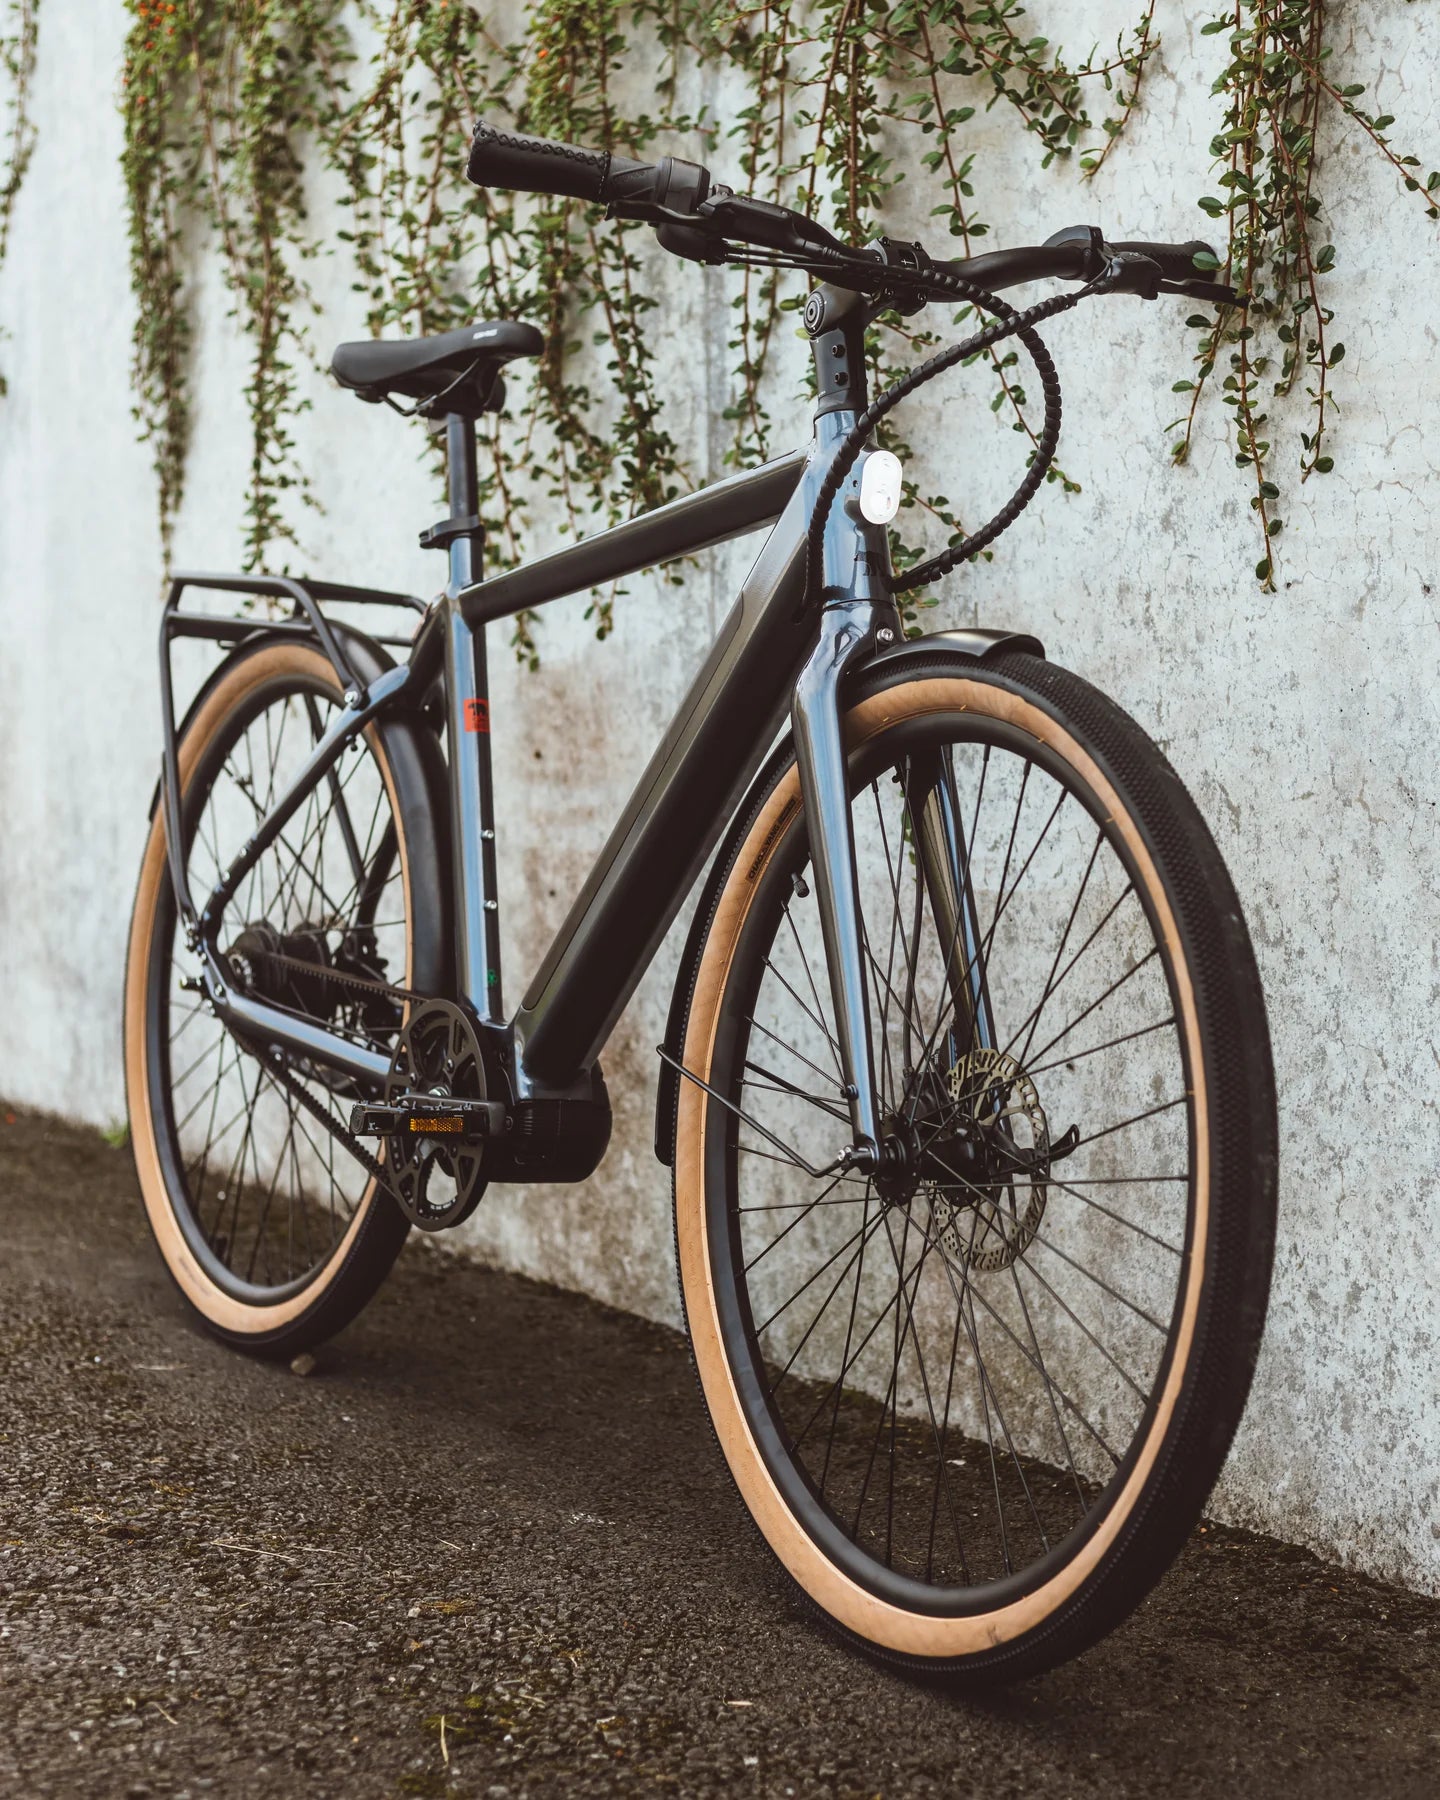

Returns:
124,120,1278,1683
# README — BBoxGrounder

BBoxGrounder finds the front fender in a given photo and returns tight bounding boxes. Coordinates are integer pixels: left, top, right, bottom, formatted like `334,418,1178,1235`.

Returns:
652,624,1045,1166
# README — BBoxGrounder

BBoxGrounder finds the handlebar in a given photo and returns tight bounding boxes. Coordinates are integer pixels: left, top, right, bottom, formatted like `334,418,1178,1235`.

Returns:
465,118,1237,308
938,228,1233,304
467,119,702,211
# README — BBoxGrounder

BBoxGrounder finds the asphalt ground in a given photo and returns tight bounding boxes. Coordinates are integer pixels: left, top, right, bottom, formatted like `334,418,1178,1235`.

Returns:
3,1105,1437,1798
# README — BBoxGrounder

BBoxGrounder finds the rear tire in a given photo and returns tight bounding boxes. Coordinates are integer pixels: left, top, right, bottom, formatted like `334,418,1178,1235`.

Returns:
672,647,1276,1681
124,638,446,1357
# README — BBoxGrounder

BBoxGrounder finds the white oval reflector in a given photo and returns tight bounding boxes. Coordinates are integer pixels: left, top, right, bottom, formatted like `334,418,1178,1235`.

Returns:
858,450,903,524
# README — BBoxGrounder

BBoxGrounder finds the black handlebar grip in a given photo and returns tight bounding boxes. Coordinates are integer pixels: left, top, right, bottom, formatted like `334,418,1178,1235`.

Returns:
1110,239,1218,282
466,118,651,203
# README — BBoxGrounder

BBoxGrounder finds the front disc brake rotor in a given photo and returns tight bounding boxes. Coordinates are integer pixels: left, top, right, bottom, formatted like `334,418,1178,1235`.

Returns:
383,999,489,1231
935,1045,1051,1273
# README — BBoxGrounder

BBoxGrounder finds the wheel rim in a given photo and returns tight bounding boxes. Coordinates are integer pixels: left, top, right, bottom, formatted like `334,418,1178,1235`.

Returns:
145,665,410,1304
700,707,1200,1617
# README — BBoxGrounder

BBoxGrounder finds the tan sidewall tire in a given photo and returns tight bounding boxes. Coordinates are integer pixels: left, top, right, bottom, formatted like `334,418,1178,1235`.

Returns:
124,643,411,1337
674,675,1209,1660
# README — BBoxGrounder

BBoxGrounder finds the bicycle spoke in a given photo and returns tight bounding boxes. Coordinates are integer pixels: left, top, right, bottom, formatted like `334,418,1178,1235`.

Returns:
704,703,1207,1606
157,674,403,1302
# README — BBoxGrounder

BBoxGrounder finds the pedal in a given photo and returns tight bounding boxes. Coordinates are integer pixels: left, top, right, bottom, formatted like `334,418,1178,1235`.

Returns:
349,1096,509,1141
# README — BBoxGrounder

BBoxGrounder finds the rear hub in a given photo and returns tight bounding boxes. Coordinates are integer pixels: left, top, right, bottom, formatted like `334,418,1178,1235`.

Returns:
226,921,333,1016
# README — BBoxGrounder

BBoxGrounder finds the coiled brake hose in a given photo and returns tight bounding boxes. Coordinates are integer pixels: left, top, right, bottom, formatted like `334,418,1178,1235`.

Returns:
805,266,1112,607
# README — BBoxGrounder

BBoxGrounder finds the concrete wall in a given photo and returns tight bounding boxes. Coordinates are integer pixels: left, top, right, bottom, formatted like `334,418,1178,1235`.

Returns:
2,2,1436,1593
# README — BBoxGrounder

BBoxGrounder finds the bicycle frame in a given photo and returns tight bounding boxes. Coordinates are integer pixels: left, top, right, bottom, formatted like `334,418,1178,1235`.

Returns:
160,285,992,1169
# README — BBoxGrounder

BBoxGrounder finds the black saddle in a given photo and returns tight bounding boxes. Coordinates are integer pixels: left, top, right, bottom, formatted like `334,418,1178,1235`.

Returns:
330,319,543,418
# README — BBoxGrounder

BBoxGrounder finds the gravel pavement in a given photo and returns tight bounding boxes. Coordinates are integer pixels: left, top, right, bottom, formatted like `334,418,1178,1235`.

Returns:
2,1105,1437,1798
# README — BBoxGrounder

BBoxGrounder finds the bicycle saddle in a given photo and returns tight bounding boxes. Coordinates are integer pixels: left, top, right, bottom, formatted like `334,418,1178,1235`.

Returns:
331,319,544,417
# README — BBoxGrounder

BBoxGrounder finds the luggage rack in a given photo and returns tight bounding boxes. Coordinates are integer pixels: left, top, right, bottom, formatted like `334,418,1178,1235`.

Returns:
157,569,430,930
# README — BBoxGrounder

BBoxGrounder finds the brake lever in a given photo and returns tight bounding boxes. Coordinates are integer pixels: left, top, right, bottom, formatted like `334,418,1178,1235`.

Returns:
698,190,848,262
1158,274,1243,307
1095,251,1163,299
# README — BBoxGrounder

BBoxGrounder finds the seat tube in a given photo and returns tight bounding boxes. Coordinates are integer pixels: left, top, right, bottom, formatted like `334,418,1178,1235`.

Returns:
443,413,504,1023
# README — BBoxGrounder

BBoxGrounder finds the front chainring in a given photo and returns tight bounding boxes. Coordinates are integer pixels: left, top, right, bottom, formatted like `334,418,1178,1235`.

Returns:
383,1000,489,1232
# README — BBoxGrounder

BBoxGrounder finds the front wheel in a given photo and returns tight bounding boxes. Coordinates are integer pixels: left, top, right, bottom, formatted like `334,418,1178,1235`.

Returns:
673,647,1276,1682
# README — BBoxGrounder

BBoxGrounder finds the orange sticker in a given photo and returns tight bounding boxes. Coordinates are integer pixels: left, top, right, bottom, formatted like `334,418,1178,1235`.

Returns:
463,698,490,734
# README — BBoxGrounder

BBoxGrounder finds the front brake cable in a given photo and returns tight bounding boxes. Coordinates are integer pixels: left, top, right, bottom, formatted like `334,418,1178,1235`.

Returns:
803,258,1124,608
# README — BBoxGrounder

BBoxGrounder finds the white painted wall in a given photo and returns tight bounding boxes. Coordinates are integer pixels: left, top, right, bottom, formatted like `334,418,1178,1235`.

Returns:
2,2,1436,1594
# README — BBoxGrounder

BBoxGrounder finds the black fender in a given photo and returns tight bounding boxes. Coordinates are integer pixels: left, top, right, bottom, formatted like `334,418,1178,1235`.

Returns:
652,625,1045,1166
150,620,454,999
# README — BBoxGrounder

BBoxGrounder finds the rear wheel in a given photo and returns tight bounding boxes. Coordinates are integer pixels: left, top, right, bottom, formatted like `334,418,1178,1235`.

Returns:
673,648,1276,1681
124,639,444,1356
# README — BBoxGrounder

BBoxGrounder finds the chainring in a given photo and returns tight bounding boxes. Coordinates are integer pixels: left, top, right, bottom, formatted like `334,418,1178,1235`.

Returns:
382,999,489,1232
935,1046,1050,1274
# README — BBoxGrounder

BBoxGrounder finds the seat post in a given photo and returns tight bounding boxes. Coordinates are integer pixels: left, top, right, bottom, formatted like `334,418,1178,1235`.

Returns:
443,411,484,593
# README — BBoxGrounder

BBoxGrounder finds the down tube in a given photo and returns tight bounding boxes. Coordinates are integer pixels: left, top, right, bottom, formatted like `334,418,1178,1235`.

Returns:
515,496,815,1086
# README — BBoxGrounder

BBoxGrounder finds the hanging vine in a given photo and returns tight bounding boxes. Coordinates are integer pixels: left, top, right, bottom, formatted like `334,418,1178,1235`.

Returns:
1174,3,1439,590
113,0,1436,629
0,0,40,395
121,0,350,564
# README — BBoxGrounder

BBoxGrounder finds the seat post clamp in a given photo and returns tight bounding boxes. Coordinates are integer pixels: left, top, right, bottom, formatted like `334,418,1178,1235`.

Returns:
419,514,484,553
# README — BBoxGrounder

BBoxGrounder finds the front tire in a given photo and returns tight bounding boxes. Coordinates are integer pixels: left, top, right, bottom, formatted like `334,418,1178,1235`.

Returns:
672,647,1276,1681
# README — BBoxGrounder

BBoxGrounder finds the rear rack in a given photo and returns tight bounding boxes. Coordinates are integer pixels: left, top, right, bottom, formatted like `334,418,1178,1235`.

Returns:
158,569,430,932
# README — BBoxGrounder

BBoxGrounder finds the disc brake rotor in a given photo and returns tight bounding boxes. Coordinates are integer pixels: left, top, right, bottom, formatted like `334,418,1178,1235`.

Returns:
933,1046,1051,1273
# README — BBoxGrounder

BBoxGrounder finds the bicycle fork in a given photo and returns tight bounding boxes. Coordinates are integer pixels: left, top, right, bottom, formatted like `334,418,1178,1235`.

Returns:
791,426,995,1172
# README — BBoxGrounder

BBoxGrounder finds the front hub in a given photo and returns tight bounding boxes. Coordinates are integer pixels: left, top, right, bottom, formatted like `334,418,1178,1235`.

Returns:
880,1046,1057,1273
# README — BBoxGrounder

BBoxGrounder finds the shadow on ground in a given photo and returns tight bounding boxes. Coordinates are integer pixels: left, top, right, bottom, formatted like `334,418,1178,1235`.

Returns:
2,1107,1436,1797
